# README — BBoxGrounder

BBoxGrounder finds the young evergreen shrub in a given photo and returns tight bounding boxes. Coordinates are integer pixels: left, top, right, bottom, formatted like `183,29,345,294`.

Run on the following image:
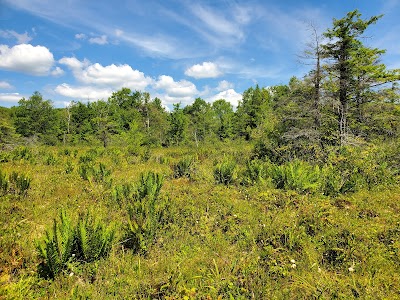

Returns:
269,160,321,194
12,146,32,161
173,157,195,179
45,154,57,165
136,172,163,201
92,162,112,184
122,172,167,253
241,159,268,185
213,157,237,185
78,164,93,181
111,183,135,207
8,171,31,196
36,210,75,278
36,210,115,278
65,160,74,174
75,212,115,263
0,169,9,195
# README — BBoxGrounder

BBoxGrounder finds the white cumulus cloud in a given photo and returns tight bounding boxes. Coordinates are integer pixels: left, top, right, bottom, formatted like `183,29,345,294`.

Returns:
154,75,198,106
55,83,112,101
216,80,234,91
0,92,23,103
59,57,153,90
0,81,14,89
210,89,242,107
0,44,54,75
185,61,223,79
51,66,64,76
89,35,108,45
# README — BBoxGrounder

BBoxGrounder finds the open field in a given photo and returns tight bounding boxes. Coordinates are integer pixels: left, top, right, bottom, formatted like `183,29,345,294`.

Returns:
1,142,400,299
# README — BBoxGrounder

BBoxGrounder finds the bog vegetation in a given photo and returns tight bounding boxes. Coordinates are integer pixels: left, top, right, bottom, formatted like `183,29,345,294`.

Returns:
1,10,400,299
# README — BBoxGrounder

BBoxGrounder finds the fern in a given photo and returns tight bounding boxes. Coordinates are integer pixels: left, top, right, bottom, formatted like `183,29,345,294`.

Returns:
36,210,75,278
214,157,237,185
122,172,167,253
75,212,115,262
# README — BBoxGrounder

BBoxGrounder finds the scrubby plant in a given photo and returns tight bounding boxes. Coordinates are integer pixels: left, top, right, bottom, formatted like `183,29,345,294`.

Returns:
78,163,93,181
0,169,9,194
36,210,115,278
92,162,112,184
65,160,74,174
75,212,115,263
269,160,321,194
8,171,31,196
111,182,135,207
36,210,75,278
241,159,268,185
12,146,32,161
122,172,167,253
45,153,57,165
173,156,195,179
213,157,237,185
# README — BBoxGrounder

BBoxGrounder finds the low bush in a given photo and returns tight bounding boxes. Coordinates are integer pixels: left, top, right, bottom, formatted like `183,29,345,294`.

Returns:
173,156,195,179
214,157,237,185
36,210,115,278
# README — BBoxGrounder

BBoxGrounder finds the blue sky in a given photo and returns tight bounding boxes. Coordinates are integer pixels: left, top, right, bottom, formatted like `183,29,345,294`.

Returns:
1,0,399,109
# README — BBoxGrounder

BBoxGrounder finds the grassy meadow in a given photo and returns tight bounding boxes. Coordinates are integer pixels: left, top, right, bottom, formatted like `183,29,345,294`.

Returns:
1,141,400,299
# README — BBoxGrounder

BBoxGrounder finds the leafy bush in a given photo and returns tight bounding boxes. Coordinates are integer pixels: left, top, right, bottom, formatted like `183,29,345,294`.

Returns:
65,160,74,174
214,157,237,185
12,146,33,161
173,156,195,179
75,212,115,263
36,210,75,278
4,171,31,197
122,172,167,253
241,159,268,185
0,169,9,194
45,153,57,165
269,160,321,194
36,210,115,278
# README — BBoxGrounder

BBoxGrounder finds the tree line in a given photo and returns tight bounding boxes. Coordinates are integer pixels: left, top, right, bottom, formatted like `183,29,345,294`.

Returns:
1,10,399,159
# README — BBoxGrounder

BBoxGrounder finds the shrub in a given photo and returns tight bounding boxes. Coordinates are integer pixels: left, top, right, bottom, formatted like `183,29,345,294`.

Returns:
173,157,195,179
241,159,268,185
75,212,115,263
12,146,32,161
0,169,9,195
214,157,237,185
36,210,115,278
8,171,31,197
122,172,167,253
36,210,75,278
269,160,321,194
45,153,57,165
65,160,74,174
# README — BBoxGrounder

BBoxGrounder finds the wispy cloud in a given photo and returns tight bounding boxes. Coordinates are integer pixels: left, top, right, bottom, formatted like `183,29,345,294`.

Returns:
0,29,33,44
0,81,14,89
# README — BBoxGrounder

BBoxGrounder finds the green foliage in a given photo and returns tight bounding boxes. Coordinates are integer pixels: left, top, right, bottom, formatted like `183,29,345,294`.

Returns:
0,169,9,194
36,210,75,278
173,156,195,179
269,160,321,194
65,160,74,174
214,157,237,185
36,210,115,278
122,172,167,253
241,159,268,185
75,212,115,263
0,170,32,197
12,146,32,161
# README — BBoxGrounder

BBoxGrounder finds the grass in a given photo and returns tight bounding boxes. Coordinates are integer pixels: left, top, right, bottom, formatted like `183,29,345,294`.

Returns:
0,142,400,299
